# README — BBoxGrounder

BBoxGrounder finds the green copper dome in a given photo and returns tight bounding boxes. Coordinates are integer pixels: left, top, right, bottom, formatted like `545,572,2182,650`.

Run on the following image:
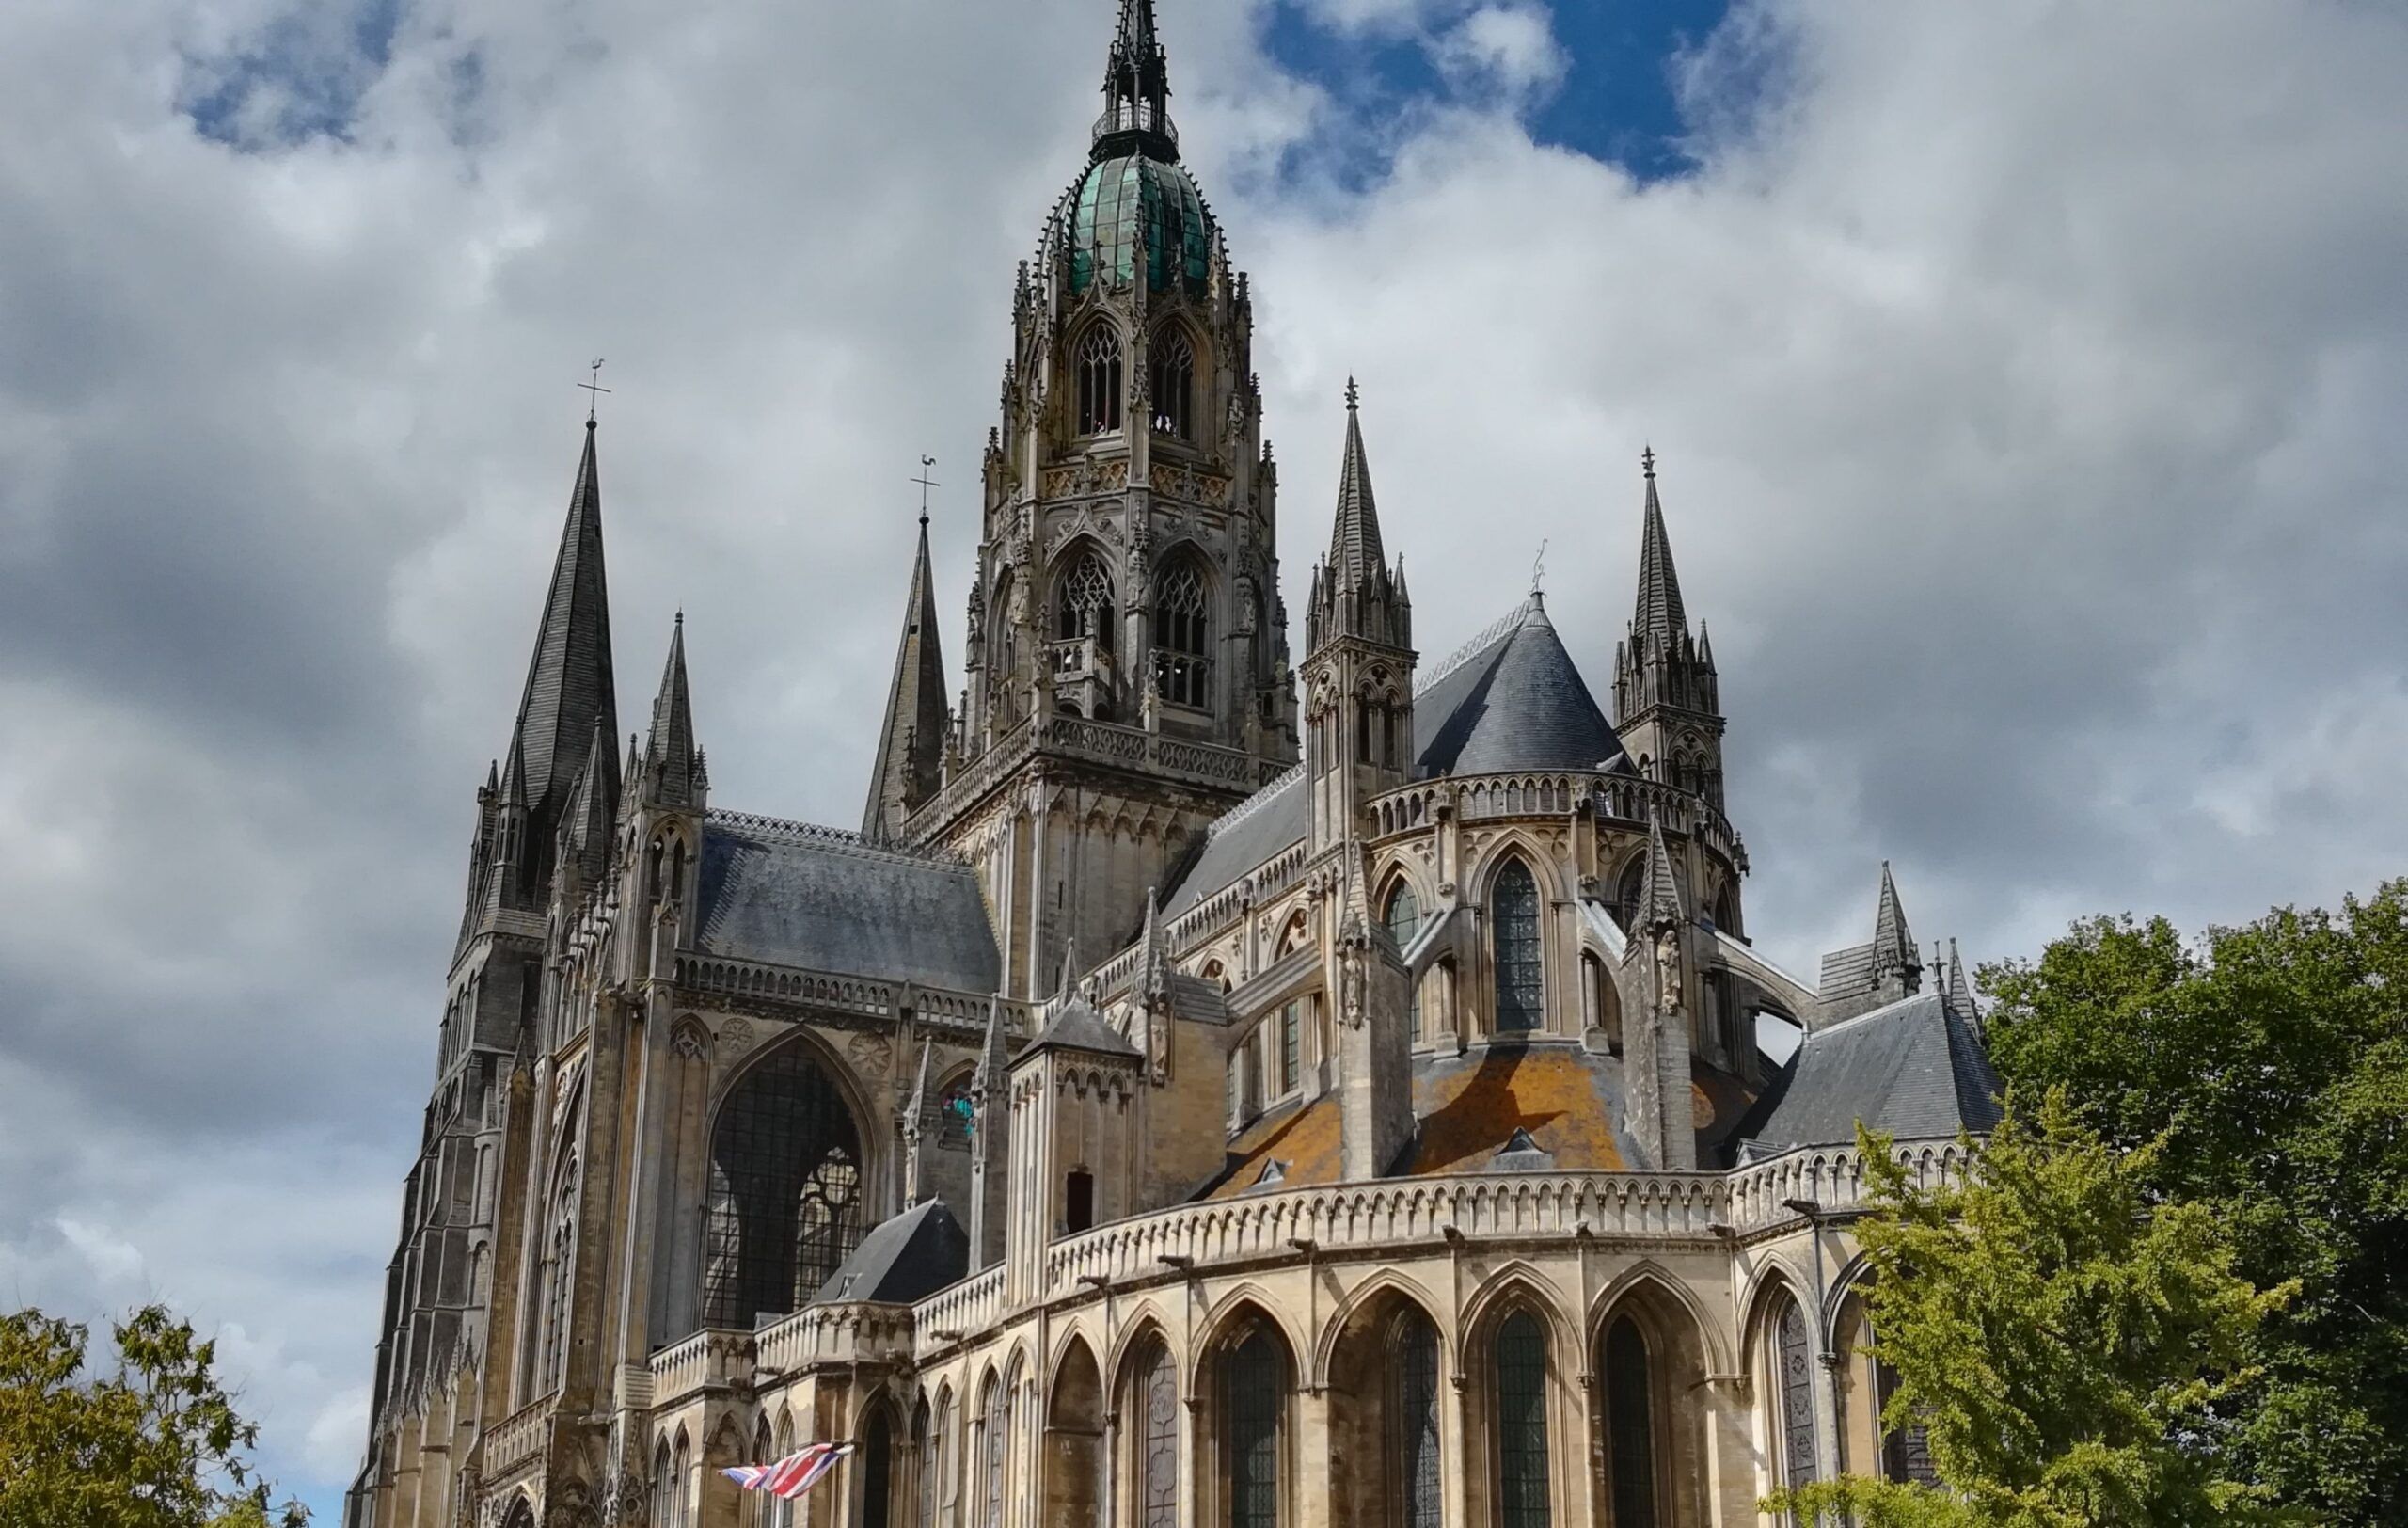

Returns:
1069,154,1212,296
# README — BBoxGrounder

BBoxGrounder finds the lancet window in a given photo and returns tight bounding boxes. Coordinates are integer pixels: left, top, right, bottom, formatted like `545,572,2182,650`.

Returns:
979,1375,1008,1528
1076,326,1124,436
1493,860,1545,1032
1135,1343,1179,1528
1391,1312,1443,1528
1495,1313,1552,1527
537,1161,577,1394
1226,1331,1284,1528
1775,1296,1818,1489
1056,552,1117,651
1603,1318,1658,1528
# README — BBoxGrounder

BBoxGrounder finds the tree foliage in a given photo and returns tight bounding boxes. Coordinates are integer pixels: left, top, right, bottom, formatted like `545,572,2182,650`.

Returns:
1767,1094,2297,1528
0,1304,309,1528
1983,883,2408,1523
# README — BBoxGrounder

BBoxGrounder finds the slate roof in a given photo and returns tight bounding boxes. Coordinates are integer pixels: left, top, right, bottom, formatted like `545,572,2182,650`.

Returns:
1735,992,2003,1154
813,1198,969,1306
1164,598,1624,917
696,815,1001,994
1025,999,1140,1058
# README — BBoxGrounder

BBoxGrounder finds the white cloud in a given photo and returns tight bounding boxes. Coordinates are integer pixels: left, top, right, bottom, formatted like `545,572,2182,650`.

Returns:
1,0,2403,1514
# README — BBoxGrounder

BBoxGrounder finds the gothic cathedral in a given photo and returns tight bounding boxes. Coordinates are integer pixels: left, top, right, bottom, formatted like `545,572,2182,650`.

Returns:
350,6,1999,1526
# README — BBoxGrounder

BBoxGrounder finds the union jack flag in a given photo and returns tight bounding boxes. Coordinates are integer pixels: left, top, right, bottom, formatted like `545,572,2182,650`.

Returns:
722,1441,853,1500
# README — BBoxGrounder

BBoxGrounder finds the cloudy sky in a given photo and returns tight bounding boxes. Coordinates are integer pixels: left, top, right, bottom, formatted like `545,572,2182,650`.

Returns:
2,0,2402,1515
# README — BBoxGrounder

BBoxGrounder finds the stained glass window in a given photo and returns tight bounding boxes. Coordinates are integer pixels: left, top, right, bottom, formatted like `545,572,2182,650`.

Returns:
1495,1313,1551,1528
701,1046,864,1329
1057,551,1117,649
1152,327,1196,439
1227,1332,1282,1528
1138,1344,1179,1528
1154,561,1211,708
1604,1319,1656,1528
1076,326,1123,436
1391,1313,1442,1528
1384,883,1421,948
540,1164,576,1393
1493,861,1545,1032
1777,1297,1817,1488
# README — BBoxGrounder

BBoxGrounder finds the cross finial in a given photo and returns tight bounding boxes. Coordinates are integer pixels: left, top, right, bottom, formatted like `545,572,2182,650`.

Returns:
1641,443,1656,480
1344,376,1359,411
578,358,611,425
911,455,940,528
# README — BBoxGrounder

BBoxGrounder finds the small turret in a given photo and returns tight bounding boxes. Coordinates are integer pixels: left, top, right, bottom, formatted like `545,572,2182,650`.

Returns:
1612,450,1726,808
640,614,703,811
1302,383,1417,849
1871,862,1922,1001
863,513,949,843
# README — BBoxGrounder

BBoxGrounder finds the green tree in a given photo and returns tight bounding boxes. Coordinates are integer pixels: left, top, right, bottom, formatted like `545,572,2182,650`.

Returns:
1767,1094,2296,1528
0,1304,309,1528
1984,883,2408,1523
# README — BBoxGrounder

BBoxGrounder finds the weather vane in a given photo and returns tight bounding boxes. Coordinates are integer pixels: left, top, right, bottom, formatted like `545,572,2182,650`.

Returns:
1530,538,1548,598
911,455,940,526
578,358,611,424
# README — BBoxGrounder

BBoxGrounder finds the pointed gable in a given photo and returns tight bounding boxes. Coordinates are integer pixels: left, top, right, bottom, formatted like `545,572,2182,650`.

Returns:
863,516,950,842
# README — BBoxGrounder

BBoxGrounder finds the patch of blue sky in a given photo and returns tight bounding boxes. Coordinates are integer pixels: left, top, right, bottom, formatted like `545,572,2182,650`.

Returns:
183,0,404,150
1259,0,1732,188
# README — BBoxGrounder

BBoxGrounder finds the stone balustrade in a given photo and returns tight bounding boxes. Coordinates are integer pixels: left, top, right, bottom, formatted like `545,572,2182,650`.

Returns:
756,1302,917,1376
480,1395,551,1478
647,1329,757,1408
668,954,1028,1037
1364,771,1748,874
912,1266,1003,1345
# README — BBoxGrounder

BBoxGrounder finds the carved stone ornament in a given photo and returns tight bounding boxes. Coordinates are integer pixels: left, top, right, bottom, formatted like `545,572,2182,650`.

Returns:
848,1030,895,1082
715,1016,755,1060
1338,933,1369,1029
670,1020,709,1062
1656,928,1684,1015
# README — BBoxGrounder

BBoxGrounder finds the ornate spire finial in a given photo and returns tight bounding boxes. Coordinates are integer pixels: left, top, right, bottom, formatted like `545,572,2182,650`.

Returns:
1345,375,1359,411
1641,443,1656,480
911,454,940,529
579,358,610,426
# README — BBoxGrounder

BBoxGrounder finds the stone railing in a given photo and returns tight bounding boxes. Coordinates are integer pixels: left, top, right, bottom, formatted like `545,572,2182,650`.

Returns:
1042,716,1285,794
647,1329,757,1408
669,956,1028,1037
911,719,1038,834
756,1302,918,1376
1039,1170,1730,1296
1363,772,1748,875
480,1395,552,1478
1727,1138,1973,1232
912,1265,1003,1345
1163,838,1323,956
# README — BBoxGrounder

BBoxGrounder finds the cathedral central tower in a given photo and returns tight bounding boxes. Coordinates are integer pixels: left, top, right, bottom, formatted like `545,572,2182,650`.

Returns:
887,0,1296,995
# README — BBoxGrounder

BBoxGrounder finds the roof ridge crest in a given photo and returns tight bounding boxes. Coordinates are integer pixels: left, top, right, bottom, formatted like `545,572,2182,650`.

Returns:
707,808,970,867
1415,596,1539,698
1203,760,1307,841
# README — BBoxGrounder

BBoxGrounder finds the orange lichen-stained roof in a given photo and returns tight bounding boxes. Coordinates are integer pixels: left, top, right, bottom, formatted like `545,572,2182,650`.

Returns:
1204,1044,1643,1200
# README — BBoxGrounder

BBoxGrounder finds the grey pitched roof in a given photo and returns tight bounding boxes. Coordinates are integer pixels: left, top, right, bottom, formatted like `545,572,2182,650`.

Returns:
1414,599,1624,777
696,815,1000,993
813,1198,969,1306
1162,766,1307,916
1024,998,1139,1058
1736,992,2003,1154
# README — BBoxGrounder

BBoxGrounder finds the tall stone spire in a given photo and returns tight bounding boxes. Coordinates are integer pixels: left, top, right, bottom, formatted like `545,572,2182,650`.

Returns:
1094,0,1176,162
1871,862,1922,999
1327,379,1386,588
642,613,703,809
863,514,949,842
1632,447,1687,654
510,421,619,854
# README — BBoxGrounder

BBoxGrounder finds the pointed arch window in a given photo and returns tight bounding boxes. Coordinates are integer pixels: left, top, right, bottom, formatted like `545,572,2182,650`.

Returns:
1604,1318,1658,1528
863,1406,895,1528
1493,861,1545,1033
1056,551,1117,653
1153,559,1211,708
1775,1296,1818,1489
1225,1331,1284,1528
1495,1312,1552,1528
652,1440,676,1528
1136,1342,1179,1528
1386,882,1425,1041
1613,857,1648,934
1076,326,1124,436
1151,327,1196,439
702,1046,865,1329
979,1375,1008,1528
767,1414,796,1528
924,1394,954,1528
538,1161,578,1394
1390,1312,1442,1528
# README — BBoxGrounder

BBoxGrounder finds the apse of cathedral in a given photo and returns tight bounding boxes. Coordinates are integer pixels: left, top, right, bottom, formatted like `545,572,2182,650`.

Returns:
350,5,2000,1526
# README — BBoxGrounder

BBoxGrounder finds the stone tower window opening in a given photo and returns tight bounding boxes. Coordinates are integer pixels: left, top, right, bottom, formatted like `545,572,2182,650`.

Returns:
862,1402,895,1528
1075,326,1124,436
1224,1327,1285,1528
1613,855,1649,934
1066,1168,1095,1233
935,1068,976,1149
1152,326,1196,439
1055,550,1117,654
700,1045,864,1330
1154,558,1212,708
1494,1310,1552,1528
1279,1000,1303,1095
537,1158,577,1395
1492,860,1545,1033
1603,1316,1659,1528
1389,1309,1443,1528
1384,879,1425,1039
